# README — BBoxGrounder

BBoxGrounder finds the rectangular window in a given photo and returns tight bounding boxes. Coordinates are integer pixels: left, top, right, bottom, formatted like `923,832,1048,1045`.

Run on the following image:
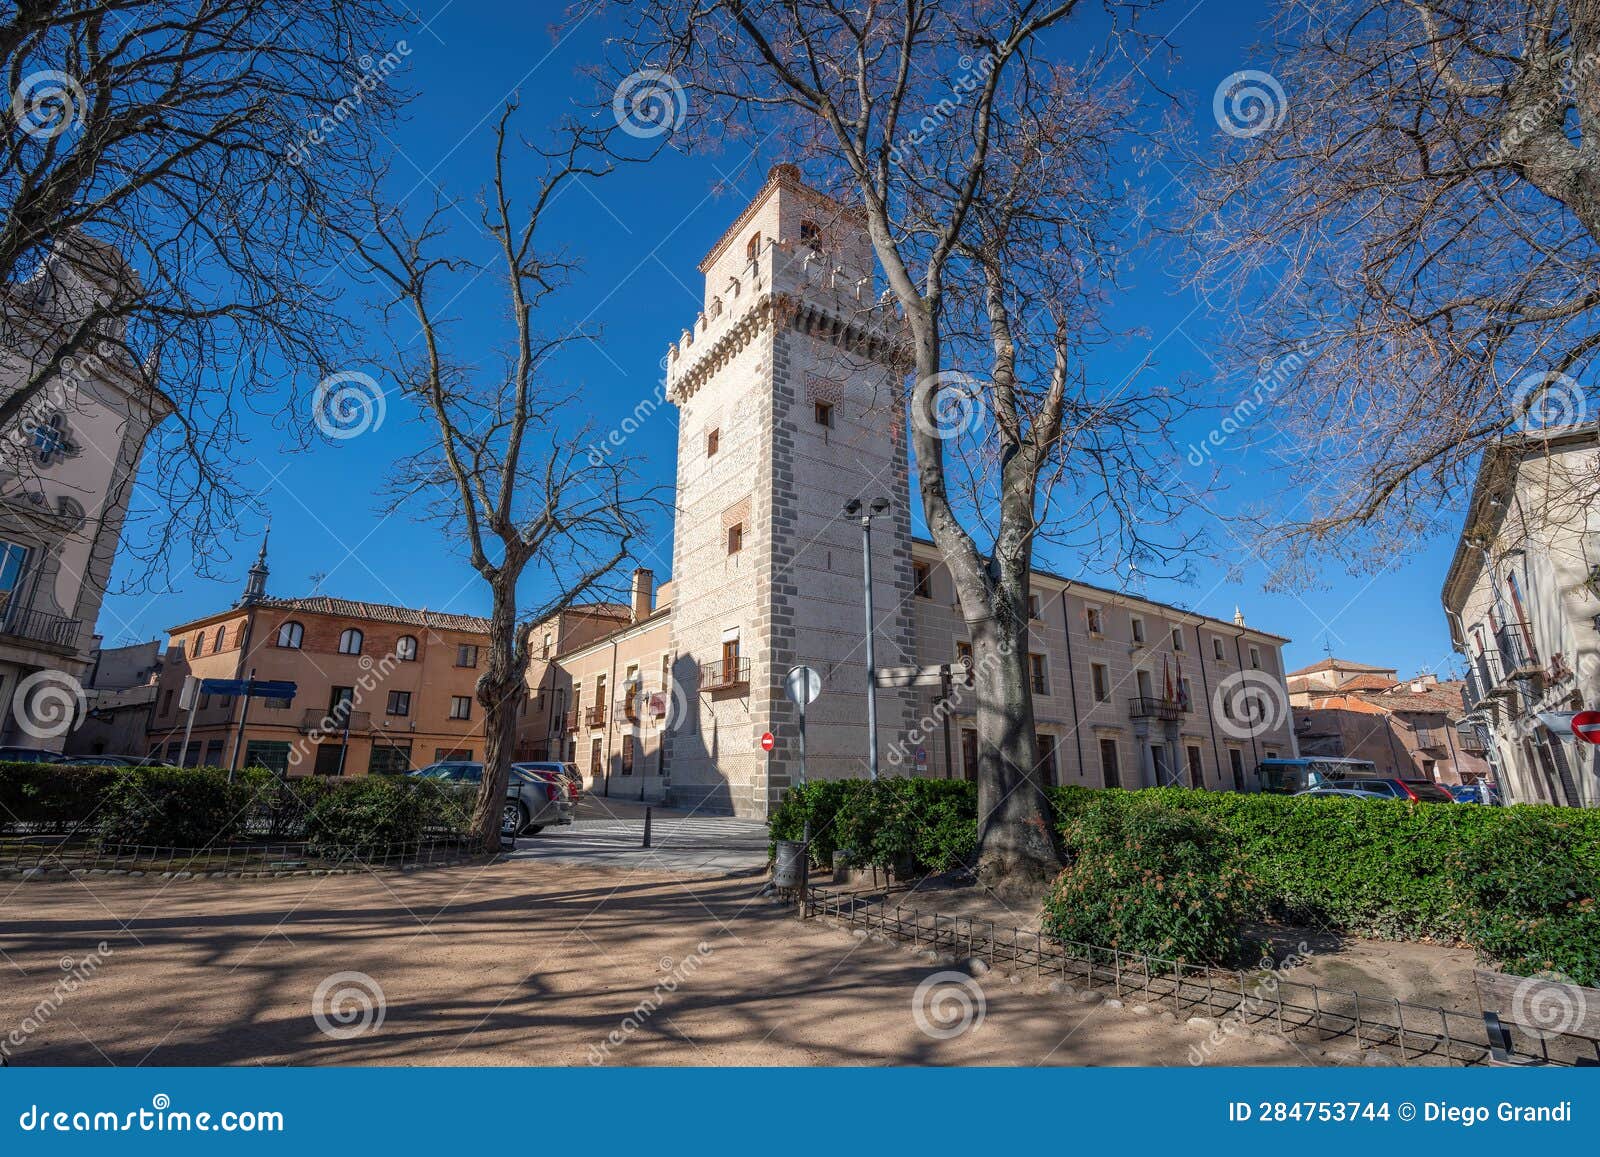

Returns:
1171,627,1185,652
590,736,603,778
203,739,224,768
621,734,635,776
912,562,932,599
814,401,833,428
161,688,175,716
955,640,973,669
243,740,292,777
456,644,479,668
1090,663,1109,703
1098,738,1121,789
1036,733,1058,785
1029,653,1049,696
1028,594,1042,620
1249,645,1261,670
541,633,552,659
387,690,411,717
706,428,720,456
1131,617,1145,644
1186,744,1204,790
0,538,29,607
1212,636,1225,661
1085,605,1103,635
1228,748,1244,791
328,686,354,721
727,523,743,554
313,743,346,776
449,695,472,720
960,728,978,782
369,741,413,776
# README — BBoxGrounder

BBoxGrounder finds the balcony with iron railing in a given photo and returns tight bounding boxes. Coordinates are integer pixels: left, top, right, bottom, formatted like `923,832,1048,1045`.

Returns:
1412,726,1449,750
1128,696,1184,722
0,606,82,651
1494,621,1541,680
585,704,607,729
298,707,371,734
702,657,751,692
1457,725,1488,754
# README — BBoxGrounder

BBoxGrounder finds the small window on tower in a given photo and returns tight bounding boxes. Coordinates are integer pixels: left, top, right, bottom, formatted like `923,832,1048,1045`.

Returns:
800,219,821,247
814,401,833,428
745,232,762,263
912,562,932,599
727,523,743,555
706,428,719,457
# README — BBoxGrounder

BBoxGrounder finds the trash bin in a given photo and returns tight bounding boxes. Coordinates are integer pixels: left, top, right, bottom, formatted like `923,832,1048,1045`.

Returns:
773,839,806,888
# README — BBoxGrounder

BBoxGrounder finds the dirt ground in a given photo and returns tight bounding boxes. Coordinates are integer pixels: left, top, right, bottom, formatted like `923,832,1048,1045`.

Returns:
0,861,1325,1067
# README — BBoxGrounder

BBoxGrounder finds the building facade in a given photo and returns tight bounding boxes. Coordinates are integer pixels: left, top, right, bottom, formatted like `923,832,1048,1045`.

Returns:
145,542,492,774
1292,672,1492,786
63,638,164,757
515,166,1299,818
0,234,170,749
1442,424,1600,807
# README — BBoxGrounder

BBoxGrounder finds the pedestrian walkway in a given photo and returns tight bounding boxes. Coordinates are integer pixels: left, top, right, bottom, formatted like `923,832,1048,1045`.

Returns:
506,795,770,875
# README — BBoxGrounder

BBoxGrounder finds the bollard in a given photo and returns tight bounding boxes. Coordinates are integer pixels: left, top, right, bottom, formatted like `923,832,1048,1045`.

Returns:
642,805,652,848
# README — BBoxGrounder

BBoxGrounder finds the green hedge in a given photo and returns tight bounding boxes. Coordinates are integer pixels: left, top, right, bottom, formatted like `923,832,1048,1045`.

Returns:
1042,797,1258,965
0,762,477,855
769,778,1600,980
770,778,977,875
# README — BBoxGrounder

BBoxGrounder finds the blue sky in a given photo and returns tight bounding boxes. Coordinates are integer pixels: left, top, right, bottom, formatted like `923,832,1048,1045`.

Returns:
96,0,1466,681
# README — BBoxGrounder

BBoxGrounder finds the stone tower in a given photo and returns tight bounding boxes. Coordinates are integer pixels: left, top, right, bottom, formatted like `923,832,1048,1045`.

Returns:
663,165,917,818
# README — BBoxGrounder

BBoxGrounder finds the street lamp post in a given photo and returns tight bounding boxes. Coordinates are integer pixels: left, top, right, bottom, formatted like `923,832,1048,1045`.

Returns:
843,497,892,781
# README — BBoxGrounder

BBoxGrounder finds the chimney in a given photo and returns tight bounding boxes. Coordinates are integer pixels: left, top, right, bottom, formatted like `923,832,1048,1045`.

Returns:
630,568,655,622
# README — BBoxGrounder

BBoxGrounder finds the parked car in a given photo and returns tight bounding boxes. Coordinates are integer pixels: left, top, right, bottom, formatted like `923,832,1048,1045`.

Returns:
408,761,573,835
1447,782,1501,805
1324,776,1456,803
1293,786,1394,800
0,746,64,763
58,754,151,767
512,761,582,804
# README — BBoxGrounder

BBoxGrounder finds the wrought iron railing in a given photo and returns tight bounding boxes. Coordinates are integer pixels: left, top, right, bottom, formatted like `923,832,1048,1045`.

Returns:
702,657,751,690
1128,696,1183,722
1,607,80,649
1494,622,1540,678
585,704,606,728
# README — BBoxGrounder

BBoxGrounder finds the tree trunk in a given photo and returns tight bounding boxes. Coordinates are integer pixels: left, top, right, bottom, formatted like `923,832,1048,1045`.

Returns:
968,614,1065,893
471,585,525,854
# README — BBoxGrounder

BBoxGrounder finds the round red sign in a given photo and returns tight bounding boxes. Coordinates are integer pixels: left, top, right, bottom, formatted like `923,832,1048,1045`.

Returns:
760,732,775,751
1571,711,1600,745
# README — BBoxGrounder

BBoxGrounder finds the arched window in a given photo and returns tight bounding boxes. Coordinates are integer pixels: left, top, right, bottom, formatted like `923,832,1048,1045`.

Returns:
275,621,304,649
192,633,203,655
213,625,226,653
338,628,363,655
745,232,761,263
395,635,417,662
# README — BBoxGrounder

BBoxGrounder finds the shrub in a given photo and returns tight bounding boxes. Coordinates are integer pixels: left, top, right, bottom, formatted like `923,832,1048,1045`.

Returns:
1453,814,1600,987
94,765,270,847
302,775,461,858
0,761,120,830
1043,797,1257,966
770,778,976,874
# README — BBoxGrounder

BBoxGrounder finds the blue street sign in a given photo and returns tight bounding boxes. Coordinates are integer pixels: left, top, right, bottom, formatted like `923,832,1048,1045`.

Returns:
197,678,297,699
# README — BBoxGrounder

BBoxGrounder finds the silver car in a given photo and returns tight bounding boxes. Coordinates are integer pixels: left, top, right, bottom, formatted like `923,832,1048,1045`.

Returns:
409,761,574,835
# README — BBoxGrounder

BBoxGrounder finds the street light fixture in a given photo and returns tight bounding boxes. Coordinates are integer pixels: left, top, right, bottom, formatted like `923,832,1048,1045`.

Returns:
842,497,892,780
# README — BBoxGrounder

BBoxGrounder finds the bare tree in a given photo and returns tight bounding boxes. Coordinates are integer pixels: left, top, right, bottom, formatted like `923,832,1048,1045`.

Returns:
1,0,410,577
1187,0,1600,582
337,107,649,852
612,0,1183,887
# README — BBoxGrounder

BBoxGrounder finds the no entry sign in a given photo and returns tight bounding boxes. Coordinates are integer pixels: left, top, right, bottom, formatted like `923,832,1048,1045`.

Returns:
1572,711,1600,744
760,732,775,752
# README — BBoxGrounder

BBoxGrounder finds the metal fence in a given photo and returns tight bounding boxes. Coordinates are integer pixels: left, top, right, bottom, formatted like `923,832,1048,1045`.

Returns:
804,886,1599,1067
0,833,485,875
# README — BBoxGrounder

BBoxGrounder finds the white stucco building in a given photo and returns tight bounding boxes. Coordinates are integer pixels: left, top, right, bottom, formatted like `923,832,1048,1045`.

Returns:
1442,423,1600,806
0,234,171,749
